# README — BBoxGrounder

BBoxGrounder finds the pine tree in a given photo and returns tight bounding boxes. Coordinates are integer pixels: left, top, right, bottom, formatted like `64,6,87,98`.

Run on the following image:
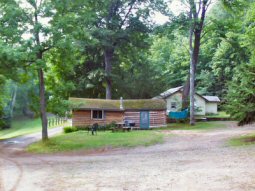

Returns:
226,61,255,125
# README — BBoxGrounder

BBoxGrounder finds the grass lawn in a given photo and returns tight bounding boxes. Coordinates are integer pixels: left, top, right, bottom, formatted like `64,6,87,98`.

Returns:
0,117,69,140
158,121,227,130
229,134,255,147
196,111,231,119
27,131,164,153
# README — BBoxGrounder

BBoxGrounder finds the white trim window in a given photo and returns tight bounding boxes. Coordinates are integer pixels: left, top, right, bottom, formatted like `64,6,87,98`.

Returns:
171,102,177,110
91,110,104,119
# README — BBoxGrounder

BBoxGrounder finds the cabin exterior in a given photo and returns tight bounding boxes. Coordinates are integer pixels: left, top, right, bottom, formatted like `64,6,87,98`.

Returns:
153,86,220,115
70,98,166,128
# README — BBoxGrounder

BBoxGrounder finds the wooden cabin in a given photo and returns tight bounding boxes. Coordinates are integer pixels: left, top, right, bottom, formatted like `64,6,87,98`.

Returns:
70,98,166,128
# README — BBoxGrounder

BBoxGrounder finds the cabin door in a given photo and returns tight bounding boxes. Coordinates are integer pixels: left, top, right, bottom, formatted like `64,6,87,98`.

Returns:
140,111,150,128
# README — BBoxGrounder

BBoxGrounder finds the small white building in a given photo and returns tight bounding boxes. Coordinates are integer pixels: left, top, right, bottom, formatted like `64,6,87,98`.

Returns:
153,86,220,115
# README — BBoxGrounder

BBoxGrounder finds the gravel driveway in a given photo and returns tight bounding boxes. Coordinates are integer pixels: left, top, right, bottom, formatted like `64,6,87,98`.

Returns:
0,122,255,191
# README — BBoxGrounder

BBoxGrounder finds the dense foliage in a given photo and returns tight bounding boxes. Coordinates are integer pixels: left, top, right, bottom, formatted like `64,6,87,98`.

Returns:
225,0,255,125
0,0,254,128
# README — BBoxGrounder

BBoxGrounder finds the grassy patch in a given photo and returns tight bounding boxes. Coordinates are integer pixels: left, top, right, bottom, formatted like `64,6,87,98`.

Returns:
196,111,231,119
27,131,164,153
157,121,226,130
229,134,255,147
206,111,230,118
0,117,69,140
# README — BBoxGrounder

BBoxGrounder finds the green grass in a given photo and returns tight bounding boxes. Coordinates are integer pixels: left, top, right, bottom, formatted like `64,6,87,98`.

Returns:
229,134,255,147
0,117,42,139
27,131,164,153
196,111,231,119
0,117,69,140
206,111,230,118
157,121,226,130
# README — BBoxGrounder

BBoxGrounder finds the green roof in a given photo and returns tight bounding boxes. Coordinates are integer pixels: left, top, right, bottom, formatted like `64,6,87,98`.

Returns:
69,98,166,110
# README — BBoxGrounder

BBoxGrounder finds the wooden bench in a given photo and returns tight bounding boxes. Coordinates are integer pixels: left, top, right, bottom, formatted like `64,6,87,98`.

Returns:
111,126,132,132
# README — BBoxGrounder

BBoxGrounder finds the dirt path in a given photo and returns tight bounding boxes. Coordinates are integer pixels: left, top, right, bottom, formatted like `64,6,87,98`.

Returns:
1,122,255,191
1,126,64,149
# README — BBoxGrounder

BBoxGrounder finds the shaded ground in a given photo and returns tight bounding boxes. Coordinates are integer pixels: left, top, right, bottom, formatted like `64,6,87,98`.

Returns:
0,122,255,191
1,126,64,148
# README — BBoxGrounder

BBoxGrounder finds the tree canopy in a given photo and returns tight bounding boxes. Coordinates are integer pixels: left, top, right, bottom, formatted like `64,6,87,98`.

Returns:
0,0,255,132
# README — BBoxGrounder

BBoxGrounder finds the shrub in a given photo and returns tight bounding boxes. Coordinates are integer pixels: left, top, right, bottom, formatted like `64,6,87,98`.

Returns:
105,121,117,130
225,62,255,125
76,125,90,131
63,126,78,133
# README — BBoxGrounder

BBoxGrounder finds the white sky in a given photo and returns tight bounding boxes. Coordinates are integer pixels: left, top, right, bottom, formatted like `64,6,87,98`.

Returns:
153,0,216,25
153,0,185,25
20,0,215,40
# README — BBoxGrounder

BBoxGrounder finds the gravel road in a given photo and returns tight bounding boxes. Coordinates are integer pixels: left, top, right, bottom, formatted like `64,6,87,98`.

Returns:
0,122,255,191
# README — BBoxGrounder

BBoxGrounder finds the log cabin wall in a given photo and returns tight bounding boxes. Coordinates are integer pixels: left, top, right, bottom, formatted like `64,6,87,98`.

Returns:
73,109,166,128
72,110,124,127
149,110,166,127
124,111,140,127
124,110,166,128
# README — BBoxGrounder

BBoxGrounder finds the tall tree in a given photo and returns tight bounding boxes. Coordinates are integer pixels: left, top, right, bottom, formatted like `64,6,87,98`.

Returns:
0,0,63,140
182,0,211,125
224,0,255,125
69,0,166,99
21,0,55,140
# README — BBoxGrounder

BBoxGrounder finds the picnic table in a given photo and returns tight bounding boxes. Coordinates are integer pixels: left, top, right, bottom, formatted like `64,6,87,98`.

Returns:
112,122,132,132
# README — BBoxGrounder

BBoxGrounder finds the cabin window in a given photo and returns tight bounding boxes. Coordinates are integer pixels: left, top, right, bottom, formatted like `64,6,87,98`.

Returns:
92,110,103,119
171,102,177,109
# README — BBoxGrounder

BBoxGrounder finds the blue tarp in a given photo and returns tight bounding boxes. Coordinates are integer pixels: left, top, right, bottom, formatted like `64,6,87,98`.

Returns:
169,109,189,119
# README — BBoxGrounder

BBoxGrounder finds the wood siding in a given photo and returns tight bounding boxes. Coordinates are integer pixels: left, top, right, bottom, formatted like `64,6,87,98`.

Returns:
149,110,166,127
124,110,166,127
72,110,124,127
72,110,166,128
124,111,140,127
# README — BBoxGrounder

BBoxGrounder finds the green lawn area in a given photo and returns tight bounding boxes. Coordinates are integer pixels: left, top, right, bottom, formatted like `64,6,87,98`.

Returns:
27,131,164,153
206,111,231,118
196,111,231,119
159,121,227,130
0,117,69,140
229,134,255,147
0,117,42,140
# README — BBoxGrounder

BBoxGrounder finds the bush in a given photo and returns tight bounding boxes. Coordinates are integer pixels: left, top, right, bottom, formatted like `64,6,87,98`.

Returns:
63,126,78,133
75,122,117,131
225,62,255,125
105,121,117,130
0,116,11,129
76,125,90,131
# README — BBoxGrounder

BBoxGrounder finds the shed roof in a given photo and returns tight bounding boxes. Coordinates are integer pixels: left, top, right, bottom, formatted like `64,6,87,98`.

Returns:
153,86,220,103
153,86,183,99
69,98,166,110
203,96,220,102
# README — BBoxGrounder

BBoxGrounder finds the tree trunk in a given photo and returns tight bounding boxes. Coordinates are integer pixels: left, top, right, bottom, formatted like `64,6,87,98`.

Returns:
9,84,17,118
182,77,190,109
104,48,114,99
189,57,195,125
38,67,48,141
33,1,48,140
189,8,195,125
182,1,208,114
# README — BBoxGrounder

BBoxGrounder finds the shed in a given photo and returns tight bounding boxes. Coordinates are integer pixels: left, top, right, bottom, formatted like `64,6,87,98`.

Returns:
153,86,220,115
69,98,166,128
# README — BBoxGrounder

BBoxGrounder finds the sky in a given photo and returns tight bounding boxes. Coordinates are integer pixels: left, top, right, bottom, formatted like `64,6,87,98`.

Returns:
153,0,186,24
20,0,216,39
20,0,187,26
153,0,216,25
